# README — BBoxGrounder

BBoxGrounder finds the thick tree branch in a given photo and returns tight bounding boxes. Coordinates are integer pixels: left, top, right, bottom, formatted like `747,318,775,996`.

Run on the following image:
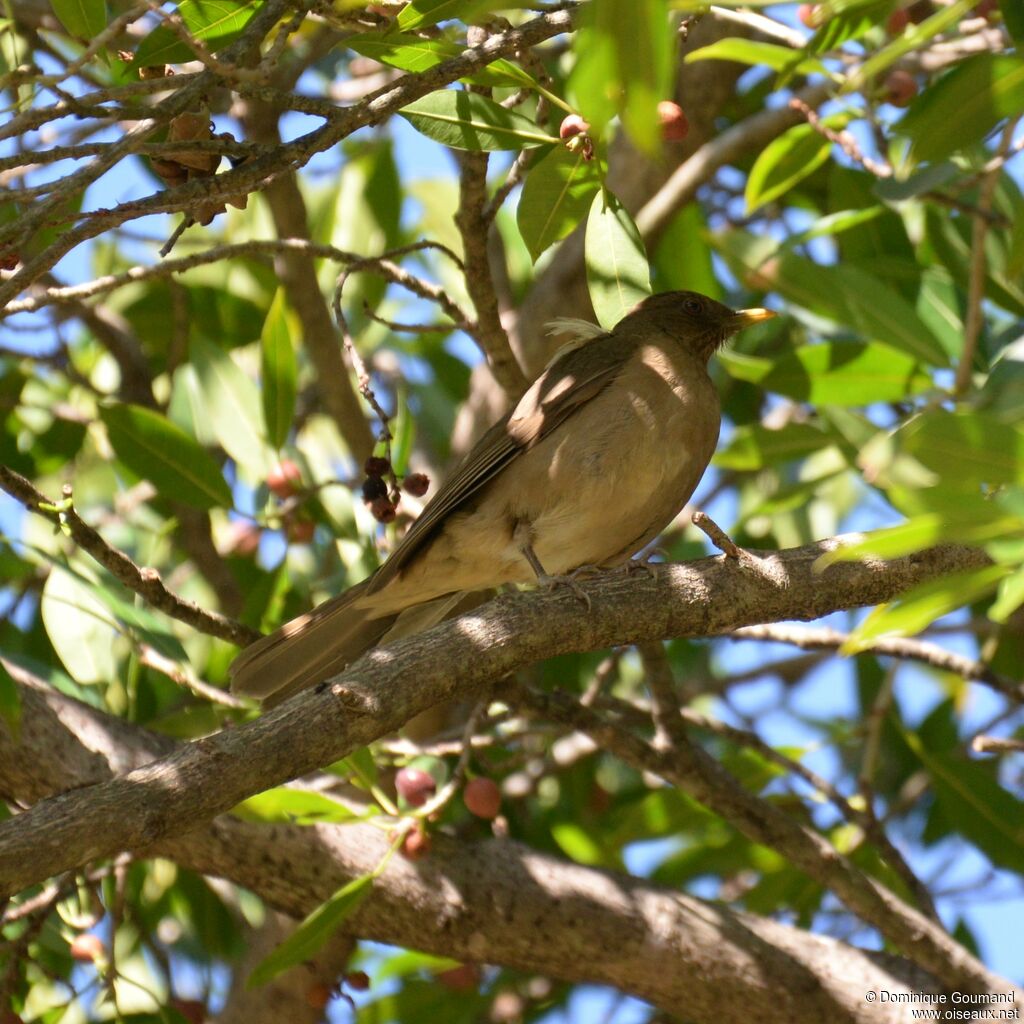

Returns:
0,534,989,896
0,670,944,1023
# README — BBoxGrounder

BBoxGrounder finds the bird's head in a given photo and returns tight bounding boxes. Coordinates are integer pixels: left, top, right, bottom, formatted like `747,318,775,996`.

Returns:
622,290,775,362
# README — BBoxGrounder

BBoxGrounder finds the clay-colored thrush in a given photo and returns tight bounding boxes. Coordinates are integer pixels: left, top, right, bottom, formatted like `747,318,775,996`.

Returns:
231,290,773,702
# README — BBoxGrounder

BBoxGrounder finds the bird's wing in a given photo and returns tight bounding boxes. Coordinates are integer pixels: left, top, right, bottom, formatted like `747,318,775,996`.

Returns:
370,332,632,590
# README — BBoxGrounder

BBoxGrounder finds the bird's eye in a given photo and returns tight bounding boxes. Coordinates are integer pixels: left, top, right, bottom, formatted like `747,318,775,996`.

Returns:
683,297,703,314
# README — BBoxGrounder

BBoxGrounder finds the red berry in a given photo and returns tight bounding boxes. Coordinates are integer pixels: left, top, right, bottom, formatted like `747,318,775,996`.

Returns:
656,101,689,142
884,69,917,107
972,0,997,16
369,496,396,524
169,999,206,1024
286,517,315,544
224,521,261,556
364,455,391,477
400,825,431,861
345,970,370,991
797,3,819,28
436,964,480,992
0,250,18,272
402,473,430,498
70,933,104,962
395,767,436,807
361,475,388,502
267,460,302,498
559,114,590,140
305,982,332,1010
464,776,501,819
886,8,909,32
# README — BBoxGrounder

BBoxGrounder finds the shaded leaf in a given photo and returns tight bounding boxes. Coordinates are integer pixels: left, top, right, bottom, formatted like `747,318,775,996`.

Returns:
517,145,601,261
248,873,373,986
898,53,1024,164
746,116,848,212
51,0,107,40
100,404,232,510
260,290,298,450
719,342,930,406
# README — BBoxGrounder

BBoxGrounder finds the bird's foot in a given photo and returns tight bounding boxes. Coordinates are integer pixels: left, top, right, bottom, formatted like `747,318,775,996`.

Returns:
537,565,596,610
621,547,669,579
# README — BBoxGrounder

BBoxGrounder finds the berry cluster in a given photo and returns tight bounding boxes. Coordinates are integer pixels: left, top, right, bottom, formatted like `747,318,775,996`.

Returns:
360,454,430,524
557,99,689,161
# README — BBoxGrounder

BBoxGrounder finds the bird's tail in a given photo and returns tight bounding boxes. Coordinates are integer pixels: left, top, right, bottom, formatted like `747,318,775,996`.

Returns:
229,584,470,706
230,580,391,704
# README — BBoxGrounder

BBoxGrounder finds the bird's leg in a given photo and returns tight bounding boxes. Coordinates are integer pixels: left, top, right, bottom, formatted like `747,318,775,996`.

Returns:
519,539,593,610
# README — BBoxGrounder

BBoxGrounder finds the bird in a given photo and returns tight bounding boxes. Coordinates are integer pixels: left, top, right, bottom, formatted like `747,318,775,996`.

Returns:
230,290,774,703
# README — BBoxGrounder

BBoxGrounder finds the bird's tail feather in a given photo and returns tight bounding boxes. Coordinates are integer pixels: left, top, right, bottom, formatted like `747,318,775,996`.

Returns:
230,581,392,702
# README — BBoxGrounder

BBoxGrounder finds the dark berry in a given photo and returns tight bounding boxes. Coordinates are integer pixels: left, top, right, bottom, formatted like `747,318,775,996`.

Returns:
364,455,391,477
370,496,396,523
361,475,388,502
885,69,917,107
402,473,430,497
345,971,370,991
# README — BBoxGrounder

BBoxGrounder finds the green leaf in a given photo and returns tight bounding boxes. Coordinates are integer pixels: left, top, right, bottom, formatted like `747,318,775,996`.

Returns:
396,0,511,31
718,342,930,406
843,564,1011,653
398,91,557,151
714,423,834,471
685,38,825,76
595,0,672,154
0,661,21,740
51,0,107,40
135,0,264,66
1001,0,1024,45
818,509,1024,566
746,117,848,213
260,290,298,450
899,409,1024,488
190,338,270,476
903,731,1024,874
517,146,602,262
584,188,652,329
845,0,975,94
898,53,1024,164
248,873,373,986
100,404,232,509
550,822,608,866
346,33,535,89
989,564,1024,623
41,567,120,685
234,787,361,825
715,231,950,367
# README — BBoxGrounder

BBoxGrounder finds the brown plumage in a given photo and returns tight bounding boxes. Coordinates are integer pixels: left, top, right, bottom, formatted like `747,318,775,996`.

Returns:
230,290,773,703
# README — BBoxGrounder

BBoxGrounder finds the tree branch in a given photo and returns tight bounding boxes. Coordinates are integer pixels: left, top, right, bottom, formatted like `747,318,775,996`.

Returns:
0,668,946,1022
0,534,990,896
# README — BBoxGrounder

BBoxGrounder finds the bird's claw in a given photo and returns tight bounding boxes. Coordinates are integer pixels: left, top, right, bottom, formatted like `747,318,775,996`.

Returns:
538,566,595,610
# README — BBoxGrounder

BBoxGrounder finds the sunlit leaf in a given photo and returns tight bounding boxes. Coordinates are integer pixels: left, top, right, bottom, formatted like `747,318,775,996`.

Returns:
41,567,120,685
235,787,362,825
135,0,264,65
51,0,107,41
685,38,825,76
714,423,835,471
399,91,557,151
585,188,651,328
